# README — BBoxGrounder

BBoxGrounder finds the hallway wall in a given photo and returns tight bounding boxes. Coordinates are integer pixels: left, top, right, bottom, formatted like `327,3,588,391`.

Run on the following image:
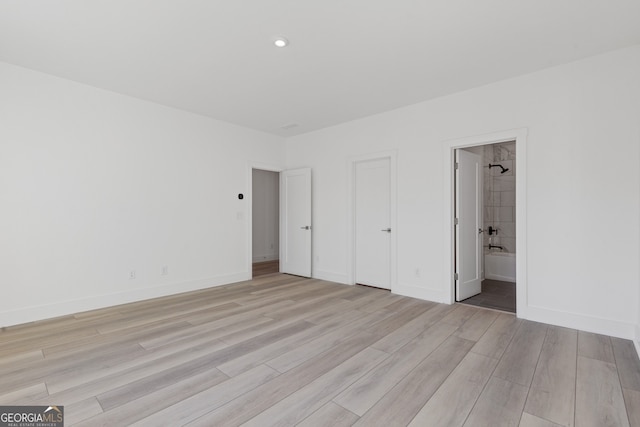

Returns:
252,169,279,262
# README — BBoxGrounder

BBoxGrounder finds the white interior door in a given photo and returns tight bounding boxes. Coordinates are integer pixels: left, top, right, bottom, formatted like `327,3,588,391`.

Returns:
280,168,312,277
355,158,391,289
455,149,483,300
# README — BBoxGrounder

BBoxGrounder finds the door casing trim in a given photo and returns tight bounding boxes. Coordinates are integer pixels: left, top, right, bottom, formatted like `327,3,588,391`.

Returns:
443,128,528,318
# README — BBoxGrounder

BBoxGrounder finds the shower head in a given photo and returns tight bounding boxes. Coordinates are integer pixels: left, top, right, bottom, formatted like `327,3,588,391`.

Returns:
489,163,509,174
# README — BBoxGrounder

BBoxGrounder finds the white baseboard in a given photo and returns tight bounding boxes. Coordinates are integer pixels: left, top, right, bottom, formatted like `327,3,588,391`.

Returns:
313,270,349,285
393,283,450,304
252,254,279,263
525,305,636,340
0,272,249,328
485,273,516,282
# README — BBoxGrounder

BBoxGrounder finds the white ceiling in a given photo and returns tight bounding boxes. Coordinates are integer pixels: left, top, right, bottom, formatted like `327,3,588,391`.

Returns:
2,1,640,137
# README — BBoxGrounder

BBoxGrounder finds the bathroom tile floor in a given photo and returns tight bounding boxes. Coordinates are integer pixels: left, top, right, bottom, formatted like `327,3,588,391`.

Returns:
460,279,516,313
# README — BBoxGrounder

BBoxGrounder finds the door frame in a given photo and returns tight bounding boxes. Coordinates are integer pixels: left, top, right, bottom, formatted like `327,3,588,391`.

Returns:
443,129,528,317
348,150,398,291
247,163,284,278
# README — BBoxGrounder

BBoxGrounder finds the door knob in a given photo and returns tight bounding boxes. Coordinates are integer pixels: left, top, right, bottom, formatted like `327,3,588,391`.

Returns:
300,225,311,230
381,228,391,233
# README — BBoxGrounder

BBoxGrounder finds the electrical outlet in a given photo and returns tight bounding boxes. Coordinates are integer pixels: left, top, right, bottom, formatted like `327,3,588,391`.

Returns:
162,265,169,276
129,270,136,279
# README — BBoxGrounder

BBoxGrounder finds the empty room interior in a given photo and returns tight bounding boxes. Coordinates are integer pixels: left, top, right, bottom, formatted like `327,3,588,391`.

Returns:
2,1,640,426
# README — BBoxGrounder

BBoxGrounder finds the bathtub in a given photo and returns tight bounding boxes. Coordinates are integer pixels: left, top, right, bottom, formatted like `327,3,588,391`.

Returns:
485,252,516,282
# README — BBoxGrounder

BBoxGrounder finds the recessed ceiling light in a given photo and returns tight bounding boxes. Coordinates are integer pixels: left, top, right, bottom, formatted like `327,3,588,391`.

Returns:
274,37,289,48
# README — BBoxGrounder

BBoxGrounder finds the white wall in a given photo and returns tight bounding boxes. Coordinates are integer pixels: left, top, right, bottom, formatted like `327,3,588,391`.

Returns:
638,140,640,353
3,46,640,341
286,45,640,339
0,62,285,327
252,169,279,262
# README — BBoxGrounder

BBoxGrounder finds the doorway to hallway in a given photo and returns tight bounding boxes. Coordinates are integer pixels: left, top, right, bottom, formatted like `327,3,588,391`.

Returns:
252,169,280,277
249,166,313,279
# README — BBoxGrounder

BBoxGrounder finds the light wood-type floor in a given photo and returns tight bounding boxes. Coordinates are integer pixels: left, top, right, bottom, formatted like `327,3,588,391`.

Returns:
2,273,640,426
253,260,279,277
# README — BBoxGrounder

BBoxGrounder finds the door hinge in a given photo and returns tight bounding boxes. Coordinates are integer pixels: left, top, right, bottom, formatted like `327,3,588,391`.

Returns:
454,273,459,281
454,218,459,225
455,162,459,170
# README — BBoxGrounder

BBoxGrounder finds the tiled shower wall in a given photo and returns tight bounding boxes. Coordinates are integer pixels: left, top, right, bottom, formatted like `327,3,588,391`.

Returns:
483,141,516,253
462,141,516,254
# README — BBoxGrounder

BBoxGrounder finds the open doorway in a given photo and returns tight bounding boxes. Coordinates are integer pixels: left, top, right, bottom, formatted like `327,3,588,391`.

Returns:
252,169,280,277
444,128,527,317
456,142,516,313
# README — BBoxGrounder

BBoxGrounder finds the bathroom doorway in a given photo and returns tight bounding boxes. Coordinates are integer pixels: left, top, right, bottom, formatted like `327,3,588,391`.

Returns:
455,141,517,313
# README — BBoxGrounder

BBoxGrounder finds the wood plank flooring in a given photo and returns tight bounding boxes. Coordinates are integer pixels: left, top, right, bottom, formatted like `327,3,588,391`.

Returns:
253,260,279,277
1,274,639,426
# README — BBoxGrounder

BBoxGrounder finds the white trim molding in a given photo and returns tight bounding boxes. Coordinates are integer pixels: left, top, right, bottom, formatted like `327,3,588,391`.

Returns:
443,128,528,317
395,283,450,304
252,254,279,263
0,272,249,328
314,270,349,285
527,304,637,341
